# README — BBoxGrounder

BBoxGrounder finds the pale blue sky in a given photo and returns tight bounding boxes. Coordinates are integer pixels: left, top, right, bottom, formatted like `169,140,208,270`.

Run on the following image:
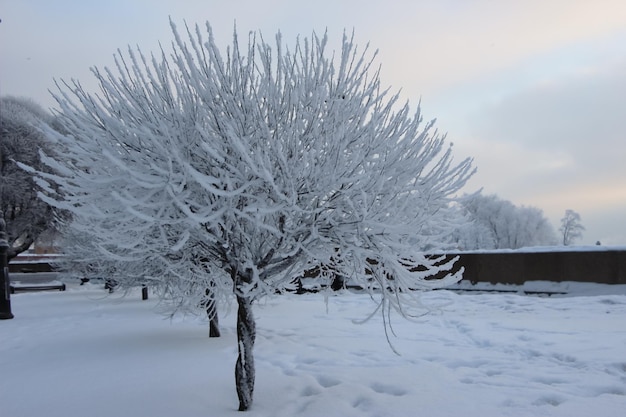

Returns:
1,0,625,244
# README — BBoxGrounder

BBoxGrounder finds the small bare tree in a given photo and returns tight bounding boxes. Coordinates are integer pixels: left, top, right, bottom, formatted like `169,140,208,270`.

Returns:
559,209,585,246
33,21,474,411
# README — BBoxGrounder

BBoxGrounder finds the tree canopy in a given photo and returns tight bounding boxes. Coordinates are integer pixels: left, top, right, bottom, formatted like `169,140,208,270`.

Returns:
34,21,474,410
0,96,57,259
456,193,557,249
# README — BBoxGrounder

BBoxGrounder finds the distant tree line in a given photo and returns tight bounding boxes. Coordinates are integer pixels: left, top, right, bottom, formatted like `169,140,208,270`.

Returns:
453,193,558,250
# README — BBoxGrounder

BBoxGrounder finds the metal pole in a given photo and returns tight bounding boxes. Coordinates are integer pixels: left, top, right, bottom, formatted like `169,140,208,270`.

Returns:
0,218,14,319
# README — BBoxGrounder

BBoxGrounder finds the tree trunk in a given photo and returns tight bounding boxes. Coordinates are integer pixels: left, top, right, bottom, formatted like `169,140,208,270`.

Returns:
330,274,345,291
235,294,256,411
7,237,34,262
204,287,220,338
209,309,220,338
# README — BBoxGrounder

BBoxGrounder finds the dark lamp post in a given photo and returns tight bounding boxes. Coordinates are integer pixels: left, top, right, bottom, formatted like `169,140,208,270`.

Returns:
0,218,14,319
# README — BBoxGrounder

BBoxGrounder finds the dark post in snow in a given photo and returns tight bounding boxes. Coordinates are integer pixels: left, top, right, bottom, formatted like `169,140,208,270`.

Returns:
204,286,220,338
0,218,15,320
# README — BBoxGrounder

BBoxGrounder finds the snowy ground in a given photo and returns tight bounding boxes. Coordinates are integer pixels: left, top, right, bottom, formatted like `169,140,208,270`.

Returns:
2,281,625,417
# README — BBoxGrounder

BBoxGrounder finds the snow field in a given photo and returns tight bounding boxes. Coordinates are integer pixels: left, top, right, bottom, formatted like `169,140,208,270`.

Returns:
1,283,625,417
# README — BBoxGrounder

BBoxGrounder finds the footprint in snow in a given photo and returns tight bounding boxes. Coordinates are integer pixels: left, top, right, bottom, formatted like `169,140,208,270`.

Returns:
316,375,341,388
370,382,408,396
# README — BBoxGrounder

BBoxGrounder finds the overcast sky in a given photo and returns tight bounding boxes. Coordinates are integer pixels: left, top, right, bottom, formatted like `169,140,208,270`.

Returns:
1,0,625,245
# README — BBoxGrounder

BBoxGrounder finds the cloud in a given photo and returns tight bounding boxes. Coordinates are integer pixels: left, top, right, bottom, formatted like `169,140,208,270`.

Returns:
1,0,625,243
371,0,626,100
3,0,626,105
468,55,626,195
454,49,626,244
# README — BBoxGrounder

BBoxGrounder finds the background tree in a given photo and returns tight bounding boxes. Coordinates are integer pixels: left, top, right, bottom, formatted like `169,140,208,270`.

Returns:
0,96,57,260
53,217,225,336
559,209,585,245
34,21,474,411
455,193,557,249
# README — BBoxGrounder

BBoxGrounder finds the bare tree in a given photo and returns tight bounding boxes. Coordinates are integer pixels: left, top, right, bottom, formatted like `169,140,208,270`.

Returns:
559,209,585,246
0,96,57,260
33,21,474,411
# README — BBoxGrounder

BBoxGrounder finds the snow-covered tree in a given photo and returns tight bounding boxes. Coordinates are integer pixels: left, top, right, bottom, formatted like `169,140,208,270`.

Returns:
559,209,584,246
456,193,556,249
0,96,58,260
33,21,474,411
